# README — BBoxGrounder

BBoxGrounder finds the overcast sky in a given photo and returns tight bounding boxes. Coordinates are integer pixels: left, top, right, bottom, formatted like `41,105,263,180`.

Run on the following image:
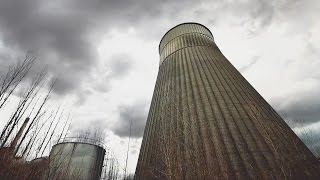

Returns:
0,0,320,175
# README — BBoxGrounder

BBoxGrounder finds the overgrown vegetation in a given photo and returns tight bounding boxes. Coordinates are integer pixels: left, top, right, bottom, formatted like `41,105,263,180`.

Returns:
0,53,133,180
0,53,70,179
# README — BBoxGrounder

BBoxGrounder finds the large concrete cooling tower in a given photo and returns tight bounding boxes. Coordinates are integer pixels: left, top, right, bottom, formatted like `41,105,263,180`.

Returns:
135,23,320,179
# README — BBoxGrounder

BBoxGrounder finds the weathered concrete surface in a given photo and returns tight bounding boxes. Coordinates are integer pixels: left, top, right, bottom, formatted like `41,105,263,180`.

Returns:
135,23,320,180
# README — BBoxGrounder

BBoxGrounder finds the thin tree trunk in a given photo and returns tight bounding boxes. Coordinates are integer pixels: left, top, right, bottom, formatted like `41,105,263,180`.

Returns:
124,117,132,180
15,78,57,153
40,106,64,157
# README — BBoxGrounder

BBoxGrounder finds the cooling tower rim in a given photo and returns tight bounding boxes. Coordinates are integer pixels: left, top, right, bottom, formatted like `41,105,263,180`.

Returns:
159,22,213,53
52,141,106,150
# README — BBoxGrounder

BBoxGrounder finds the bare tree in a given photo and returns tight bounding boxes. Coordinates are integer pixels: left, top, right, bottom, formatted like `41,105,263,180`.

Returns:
124,116,132,180
35,107,61,157
0,53,76,179
72,126,106,147
57,112,72,143
0,69,47,147
21,117,48,158
0,52,35,109
14,78,57,154
102,151,121,180
76,129,91,142
40,106,65,157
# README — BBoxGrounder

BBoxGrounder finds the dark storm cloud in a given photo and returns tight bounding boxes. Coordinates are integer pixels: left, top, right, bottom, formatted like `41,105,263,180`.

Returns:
0,0,278,82
112,101,149,138
0,0,96,96
271,88,320,127
0,0,198,97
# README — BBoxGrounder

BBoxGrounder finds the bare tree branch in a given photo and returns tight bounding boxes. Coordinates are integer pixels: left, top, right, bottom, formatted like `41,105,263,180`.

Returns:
40,105,65,157
0,69,47,147
14,78,57,153
0,52,36,109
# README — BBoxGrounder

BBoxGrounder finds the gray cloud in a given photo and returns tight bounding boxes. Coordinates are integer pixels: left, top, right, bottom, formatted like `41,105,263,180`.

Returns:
225,0,275,34
108,54,134,79
91,53,134,93
270,23,320,128
193,0,276,36
239,56,260,72
0,0,96,96
112,101,149,138
271,87,320,127
0,0,198,98
69,118,108,137
0,0,291,97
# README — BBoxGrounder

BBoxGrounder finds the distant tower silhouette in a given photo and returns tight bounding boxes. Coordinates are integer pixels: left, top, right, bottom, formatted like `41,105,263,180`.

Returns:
135,23,320,179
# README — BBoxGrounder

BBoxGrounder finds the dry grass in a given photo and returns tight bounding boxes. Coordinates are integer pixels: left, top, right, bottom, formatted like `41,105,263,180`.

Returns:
0,148,48,180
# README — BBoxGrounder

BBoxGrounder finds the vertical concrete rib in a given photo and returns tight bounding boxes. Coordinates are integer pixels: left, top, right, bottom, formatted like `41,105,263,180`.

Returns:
200,46,274,176
135,23,320,180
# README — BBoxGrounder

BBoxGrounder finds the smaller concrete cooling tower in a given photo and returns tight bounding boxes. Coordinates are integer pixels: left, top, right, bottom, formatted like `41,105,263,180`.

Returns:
48,141,105,180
